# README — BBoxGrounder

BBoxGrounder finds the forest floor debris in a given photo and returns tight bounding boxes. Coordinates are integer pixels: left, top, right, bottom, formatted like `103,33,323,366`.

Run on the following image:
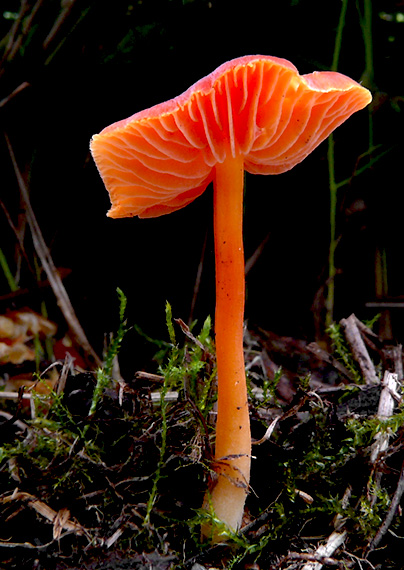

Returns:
0,304,403,569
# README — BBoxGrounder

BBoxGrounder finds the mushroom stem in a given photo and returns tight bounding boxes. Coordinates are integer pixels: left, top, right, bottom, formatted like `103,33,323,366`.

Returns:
203,153,251,537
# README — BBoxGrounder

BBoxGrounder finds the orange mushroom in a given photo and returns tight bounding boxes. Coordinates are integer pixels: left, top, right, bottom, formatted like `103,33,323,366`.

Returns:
90,55,371,538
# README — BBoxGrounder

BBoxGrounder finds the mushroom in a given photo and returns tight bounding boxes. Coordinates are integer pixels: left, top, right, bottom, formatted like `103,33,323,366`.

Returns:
90,55,371,538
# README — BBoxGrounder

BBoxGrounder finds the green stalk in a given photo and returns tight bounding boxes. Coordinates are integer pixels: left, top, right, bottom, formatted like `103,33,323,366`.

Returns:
325,0,348,328
326,0,374,331
360,0,390,338
144,379,168,528
83,289,128,442
0,247,18,292
361,0,374,147
362,0,374,84
332,0,349,71
325,134,337,328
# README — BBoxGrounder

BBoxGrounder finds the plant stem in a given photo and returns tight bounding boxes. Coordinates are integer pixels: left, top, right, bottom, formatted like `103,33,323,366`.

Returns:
332,0,348,71
362,0,374,86
326,133,337,329
325,0,349,329
0,247,18,292
361,0,374,148
144,379,168,527
203,153,250,537
361,0,388,339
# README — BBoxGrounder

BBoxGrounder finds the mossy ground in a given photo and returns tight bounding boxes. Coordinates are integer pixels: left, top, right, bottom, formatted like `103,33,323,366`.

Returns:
1,299,403,569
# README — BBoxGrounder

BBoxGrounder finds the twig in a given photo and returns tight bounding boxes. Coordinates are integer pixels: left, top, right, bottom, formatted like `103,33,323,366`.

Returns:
307,341,355,382
381,344,403,379
53,354,76,395
0,195,36,277
0,82,30,108
1,490,87,539
299,487,352,570
134,371,165,383
188,229,207,326
150,390,178,404
347,553,376,569
0,410,29,432
370,371,398,464
245,231,271,275
1,0,44,70
367,370,400,518
353,315,379,339
42,0,79,50
43,2,91,66
0,392,32,401
0,539,54,550
252,417,279,445
5,133,101,368
0,0,30,70
366,457,404,554
301,531,347,570
289,548,348,567
175,317,207,353
340,314,379,384
332,485,352,531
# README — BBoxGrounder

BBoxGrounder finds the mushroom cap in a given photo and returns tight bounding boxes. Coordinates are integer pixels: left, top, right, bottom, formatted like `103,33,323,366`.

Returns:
90,55,372,219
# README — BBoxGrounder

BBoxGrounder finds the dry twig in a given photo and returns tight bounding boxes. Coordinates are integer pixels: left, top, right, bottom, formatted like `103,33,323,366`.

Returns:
1,490,87,539
366,458,404,554
370,371,399,464
340,314,379,384
301,531,347,570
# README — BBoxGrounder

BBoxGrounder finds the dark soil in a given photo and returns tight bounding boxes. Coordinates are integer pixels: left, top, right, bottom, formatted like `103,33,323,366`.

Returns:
1,312,404,570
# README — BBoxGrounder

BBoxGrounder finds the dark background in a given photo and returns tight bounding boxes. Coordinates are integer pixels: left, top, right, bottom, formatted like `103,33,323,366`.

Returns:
1,0,403,373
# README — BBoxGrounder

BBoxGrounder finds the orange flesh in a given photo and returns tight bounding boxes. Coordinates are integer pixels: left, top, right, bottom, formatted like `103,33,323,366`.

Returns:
90,56,372,219
202,153,250,537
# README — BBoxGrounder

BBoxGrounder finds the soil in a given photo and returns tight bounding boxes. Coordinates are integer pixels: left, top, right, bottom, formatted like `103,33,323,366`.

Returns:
1,313,404,570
